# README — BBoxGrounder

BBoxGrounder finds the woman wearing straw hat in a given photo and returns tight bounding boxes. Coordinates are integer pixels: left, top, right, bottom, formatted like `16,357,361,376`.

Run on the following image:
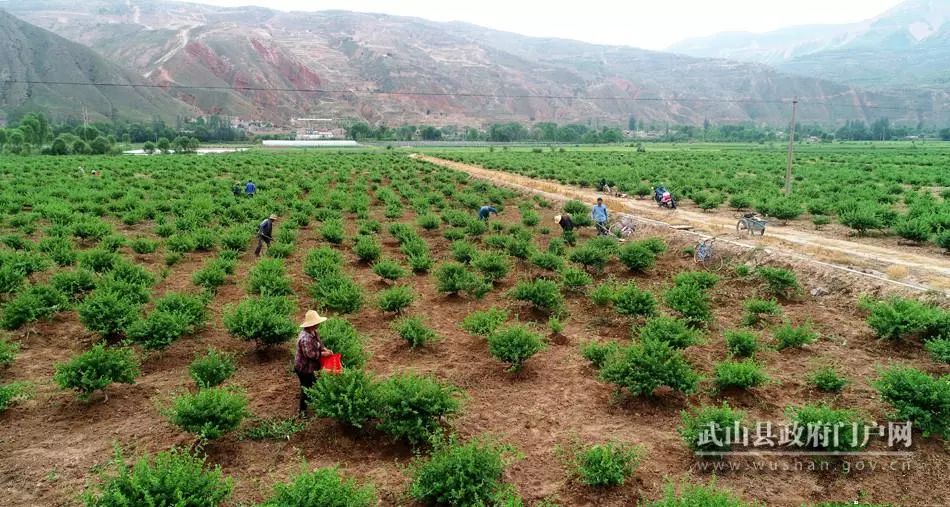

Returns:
294,310,334,417
555,213,575,245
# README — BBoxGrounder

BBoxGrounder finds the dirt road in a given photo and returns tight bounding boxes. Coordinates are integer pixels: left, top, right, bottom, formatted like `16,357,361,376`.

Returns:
414,154,950,294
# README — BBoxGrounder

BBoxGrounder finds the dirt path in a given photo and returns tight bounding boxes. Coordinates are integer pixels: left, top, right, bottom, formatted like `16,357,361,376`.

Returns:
414,154,950,294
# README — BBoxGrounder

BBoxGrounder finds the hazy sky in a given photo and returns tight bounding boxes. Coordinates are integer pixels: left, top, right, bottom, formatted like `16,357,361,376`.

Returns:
192,0,904,49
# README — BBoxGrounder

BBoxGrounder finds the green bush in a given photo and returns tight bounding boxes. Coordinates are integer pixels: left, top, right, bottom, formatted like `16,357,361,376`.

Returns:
590,281,620,307
376,373,461,445
560,267,593,292
580,340,621,369
0,335,17,367
678,403,745,453
873,366,950,438
461,308,508,337
54,344,140,401
377,285,415,313
863,297,947,341
39,236,77,266
600,339,699,397
638,316,701,348
1,284,69,330
129,238,158,255
724,329,759,357
193,264,227,291
79,249,120,273
409,437,515,507
189,349,237,388
417,213,442,230
320,219,346,244
530,251,565,272
434,262,480,296
306,369,378,428
741,298,781,327
311,274,365,314
167,387,249,440
0,381,33,413
126,311,189,350
618,243,656,272
665,283,712,328
774,322,818,350
472,252,512,283
569,243,612,271
645,480,758,507
371,258,408,281
319,318,369,368
451,240,478,264
82,447,233,506
223,296,297,347
304,247,344,279
78,289,141,339
261,467,377,507
673,271,720,290
221,228,249,251
787,404,869,452
937,230,950,252
488,324,546,372
166,234,198,254
51,269,97,302
563,200,589,217
393,316,440,348
808,365,848,392
510,279,563,313
352,236,382,263
895,216,932,243
568,441,643,487
925,338,950,364
155,292,207,331
714,359,768,391
247,258,294,296
756,267,800,299
637,237,667,255
0,265,24,296
613,283,658,319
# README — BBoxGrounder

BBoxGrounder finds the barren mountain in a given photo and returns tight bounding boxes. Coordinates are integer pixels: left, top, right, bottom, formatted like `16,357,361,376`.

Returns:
0,8,195,122
670,0,950,90
4,0,949,125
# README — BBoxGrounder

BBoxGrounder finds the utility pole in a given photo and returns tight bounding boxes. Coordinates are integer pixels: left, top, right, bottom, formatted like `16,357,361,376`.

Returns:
784,98,798,196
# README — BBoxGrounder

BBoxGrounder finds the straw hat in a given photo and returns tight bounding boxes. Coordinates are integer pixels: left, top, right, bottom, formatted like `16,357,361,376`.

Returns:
269,214,278,220
299,310,328,328
554,215,562,224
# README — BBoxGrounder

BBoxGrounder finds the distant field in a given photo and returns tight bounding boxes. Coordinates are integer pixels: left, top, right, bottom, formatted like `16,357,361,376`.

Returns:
431,143,950,248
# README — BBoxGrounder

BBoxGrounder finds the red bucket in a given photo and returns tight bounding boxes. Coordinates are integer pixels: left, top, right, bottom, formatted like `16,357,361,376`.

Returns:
320,353,343,374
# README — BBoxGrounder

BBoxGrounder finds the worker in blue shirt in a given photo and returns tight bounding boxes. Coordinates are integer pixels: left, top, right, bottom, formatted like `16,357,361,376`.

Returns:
245,180,257,197
591,197,609,236
478,205,498,221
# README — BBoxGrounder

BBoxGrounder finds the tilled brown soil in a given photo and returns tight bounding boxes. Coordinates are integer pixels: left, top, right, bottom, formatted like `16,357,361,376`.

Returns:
0,202,948,506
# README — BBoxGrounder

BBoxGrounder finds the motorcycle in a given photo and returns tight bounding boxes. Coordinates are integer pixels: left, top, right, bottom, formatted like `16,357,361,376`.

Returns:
653,187,677,209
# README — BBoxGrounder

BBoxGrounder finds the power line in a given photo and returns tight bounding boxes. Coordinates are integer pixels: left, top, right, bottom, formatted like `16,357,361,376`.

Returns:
0,79,926,113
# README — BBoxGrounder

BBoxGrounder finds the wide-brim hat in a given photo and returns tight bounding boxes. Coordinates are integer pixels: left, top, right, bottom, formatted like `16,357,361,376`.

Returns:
299,310,328,328
554,215,562,223
269,214,278,220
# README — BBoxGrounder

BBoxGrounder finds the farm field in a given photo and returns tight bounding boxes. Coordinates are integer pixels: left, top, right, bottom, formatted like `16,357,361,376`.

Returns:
0,151,948,506
431,144,950,256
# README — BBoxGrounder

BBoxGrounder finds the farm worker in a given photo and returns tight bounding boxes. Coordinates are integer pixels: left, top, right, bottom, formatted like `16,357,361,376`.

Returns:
245,180,257,197
591,197,609,235
598,178,608,192
254,214,277,257
478,205,498,221
231,181,243,197
555,214,574,232
294,310,334,417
